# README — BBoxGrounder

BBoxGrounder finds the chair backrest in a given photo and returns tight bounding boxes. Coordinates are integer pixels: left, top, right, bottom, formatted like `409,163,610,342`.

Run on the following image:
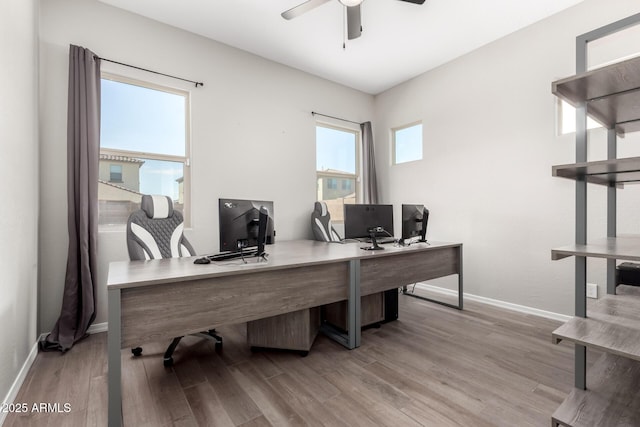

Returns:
311,201,341,242
127,195,195,260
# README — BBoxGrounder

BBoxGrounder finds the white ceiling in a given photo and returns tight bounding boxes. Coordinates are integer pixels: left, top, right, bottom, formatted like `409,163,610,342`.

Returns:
99,0,584,94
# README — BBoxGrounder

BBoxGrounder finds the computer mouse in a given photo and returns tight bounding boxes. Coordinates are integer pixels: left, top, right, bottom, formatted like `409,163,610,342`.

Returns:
193,257,211,264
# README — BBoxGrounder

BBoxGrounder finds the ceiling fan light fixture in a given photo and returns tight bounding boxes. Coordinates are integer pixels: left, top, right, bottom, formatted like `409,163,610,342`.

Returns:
338,0,363,7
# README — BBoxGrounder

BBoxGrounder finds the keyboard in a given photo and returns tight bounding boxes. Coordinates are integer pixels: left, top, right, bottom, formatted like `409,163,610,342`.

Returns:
208,248,258,261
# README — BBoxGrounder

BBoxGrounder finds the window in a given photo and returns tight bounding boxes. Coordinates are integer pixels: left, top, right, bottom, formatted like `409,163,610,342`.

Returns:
558,99,601,135
316,124,359,222
393,122,423,164
99,74,190,226
109,164,123,182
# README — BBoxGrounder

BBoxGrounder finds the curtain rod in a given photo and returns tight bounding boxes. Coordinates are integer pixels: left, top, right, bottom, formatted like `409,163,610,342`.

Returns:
94,56,204,88
311,111,361,125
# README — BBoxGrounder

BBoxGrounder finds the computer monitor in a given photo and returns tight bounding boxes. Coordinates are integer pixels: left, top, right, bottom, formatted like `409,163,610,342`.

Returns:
344,204,394,240
401,204,429,242
218,198,275,252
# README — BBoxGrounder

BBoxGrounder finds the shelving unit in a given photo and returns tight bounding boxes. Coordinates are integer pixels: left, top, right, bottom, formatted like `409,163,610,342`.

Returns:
550,12,640,427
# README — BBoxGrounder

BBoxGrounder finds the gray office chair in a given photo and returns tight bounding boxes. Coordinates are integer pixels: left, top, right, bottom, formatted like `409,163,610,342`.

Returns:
311,201,341,242
127,194,222,366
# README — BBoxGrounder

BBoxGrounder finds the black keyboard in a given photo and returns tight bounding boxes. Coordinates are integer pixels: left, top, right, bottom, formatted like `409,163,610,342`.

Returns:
208,248,258,261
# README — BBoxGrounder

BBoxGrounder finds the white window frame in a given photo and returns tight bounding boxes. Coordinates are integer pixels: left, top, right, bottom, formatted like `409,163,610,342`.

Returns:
99,72,192,227
557,98,602,136
392,121,423,165
315,121,362,222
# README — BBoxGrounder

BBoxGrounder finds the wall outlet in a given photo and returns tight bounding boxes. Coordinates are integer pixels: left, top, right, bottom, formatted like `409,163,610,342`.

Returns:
587,283,598,299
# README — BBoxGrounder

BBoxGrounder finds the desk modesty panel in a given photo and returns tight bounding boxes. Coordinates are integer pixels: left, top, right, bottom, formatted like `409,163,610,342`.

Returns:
119,262,348,348
106,239,463,427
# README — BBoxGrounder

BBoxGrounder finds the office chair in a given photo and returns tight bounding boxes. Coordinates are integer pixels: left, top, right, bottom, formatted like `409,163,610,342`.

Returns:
311,201,341,242
127,194,222,366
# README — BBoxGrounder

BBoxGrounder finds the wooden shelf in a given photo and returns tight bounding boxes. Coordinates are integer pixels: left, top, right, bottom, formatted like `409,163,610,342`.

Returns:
552,156,640,187
552,285,640,361
552,235,640,261
552,353,640,427
552,55,640,135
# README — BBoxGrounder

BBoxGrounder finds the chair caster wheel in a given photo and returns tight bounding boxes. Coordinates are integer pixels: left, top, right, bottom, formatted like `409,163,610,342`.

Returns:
131,347,142,357
163,357,174,367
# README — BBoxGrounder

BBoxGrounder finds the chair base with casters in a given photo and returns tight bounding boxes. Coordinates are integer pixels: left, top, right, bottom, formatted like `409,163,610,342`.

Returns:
131,330,223,367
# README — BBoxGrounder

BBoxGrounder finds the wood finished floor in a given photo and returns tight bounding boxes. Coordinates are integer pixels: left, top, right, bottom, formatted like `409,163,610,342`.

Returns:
6,293,582,427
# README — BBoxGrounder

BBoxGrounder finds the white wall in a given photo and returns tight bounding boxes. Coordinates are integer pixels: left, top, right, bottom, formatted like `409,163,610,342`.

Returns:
374,0,640,315
38,0,374,332
0,0,39,410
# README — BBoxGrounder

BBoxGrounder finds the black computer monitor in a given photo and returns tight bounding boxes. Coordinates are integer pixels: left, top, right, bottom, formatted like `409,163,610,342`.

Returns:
344,204,394,240
401,204,428,242
218,198,275,252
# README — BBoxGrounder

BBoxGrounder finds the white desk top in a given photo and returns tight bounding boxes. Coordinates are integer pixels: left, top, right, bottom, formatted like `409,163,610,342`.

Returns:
107,239,461,290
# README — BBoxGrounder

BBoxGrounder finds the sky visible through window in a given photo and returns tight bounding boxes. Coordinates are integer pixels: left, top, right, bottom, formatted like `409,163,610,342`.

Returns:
100,79,185,198
395,123,422,164
316,126,356,174
560,100,601,134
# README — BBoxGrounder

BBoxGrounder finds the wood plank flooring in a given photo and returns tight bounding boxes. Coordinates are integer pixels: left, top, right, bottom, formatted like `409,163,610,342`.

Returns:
6,292,581,426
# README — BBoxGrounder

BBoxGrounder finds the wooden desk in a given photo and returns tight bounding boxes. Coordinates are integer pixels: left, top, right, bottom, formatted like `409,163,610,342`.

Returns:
107,240,462,427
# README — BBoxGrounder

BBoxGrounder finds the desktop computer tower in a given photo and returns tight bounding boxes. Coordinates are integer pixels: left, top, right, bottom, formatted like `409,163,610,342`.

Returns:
383,288,399,323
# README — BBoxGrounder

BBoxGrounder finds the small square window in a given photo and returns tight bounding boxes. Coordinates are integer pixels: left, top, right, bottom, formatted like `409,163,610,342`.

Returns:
393,123,422,164
109,164,123,182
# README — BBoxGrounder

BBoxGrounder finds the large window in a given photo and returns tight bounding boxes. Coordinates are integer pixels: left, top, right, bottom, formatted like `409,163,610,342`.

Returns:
316,124,359,222
393,122,423,164
99,74,190,226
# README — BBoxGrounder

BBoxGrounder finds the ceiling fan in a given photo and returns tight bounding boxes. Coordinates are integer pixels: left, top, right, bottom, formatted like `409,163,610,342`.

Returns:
281,0,426,42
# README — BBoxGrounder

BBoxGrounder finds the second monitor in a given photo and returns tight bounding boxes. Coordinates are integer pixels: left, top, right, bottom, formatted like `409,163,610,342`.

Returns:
344,204,394,250
219,198,275,253
401,204,429,244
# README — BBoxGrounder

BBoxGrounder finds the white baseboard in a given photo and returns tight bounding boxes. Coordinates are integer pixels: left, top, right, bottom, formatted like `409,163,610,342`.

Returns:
87,322,108,334
413,283,572,322
1,322,109,426
1,339,39,426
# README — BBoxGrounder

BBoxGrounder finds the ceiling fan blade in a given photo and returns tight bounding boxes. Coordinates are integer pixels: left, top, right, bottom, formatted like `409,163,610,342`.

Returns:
346,5,362,40
281,0,332,20
398,0,426,4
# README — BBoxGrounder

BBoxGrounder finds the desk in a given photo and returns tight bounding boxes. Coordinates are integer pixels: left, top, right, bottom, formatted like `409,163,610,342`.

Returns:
107,239,462,427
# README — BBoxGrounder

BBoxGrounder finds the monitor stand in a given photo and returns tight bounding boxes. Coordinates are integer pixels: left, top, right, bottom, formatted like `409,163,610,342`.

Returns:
362,232,384,251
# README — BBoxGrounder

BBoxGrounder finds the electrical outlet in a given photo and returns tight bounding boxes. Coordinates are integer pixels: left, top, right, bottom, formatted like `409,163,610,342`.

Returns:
587,283,598,299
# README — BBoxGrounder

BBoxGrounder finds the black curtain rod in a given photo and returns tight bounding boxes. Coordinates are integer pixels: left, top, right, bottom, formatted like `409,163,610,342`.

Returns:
95,56,204,88
311,111,361,125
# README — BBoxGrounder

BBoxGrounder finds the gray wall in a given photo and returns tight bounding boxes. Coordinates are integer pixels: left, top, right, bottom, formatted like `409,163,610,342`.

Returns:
38,0,375,332
0,0,39,409
374,0,640,315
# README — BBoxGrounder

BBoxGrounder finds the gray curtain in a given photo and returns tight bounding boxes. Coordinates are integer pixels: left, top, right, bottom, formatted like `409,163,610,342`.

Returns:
361,121,379,204
41,45,100,352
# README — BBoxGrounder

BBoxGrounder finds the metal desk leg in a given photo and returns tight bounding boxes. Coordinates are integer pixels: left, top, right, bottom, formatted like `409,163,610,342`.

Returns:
458,246,464,310
108,289,122,427
402,245,464,310
348,259,361,348
320,259,361,349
